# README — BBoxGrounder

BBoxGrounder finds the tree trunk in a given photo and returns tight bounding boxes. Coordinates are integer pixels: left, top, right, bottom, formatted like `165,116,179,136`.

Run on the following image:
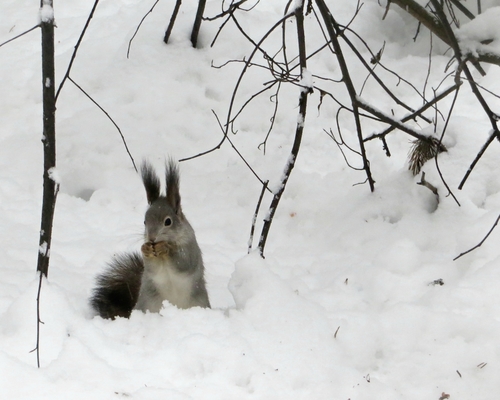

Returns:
191,0,206,48
37,0,57,277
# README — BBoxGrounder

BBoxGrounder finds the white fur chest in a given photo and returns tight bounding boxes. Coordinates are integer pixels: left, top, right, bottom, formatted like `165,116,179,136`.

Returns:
146,259,194,309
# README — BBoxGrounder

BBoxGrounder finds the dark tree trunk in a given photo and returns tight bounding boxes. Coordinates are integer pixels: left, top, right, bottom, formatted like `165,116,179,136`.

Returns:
190,0,206,48
37,0,57,277
164,0,182,44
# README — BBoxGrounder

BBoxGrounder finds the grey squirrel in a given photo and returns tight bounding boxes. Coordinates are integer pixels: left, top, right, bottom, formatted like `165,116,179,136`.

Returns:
90,160,210,319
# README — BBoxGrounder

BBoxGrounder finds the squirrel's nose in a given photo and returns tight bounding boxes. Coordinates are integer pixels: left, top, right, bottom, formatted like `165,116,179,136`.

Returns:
145,232,157,243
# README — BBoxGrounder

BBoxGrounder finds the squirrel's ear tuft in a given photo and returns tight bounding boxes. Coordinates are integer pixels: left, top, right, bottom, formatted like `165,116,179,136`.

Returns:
141,160,161,205
165,159,181,215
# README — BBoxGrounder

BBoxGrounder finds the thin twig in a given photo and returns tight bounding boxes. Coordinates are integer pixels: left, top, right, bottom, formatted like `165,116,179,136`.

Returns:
390,0,495,69
356,97,435,144
258,81,282,154
429,0,500,189
248,180,269,253
127,0,160,56
448,0,475,21
0,24,40,48
458,132,498,190
454,213,500,260
364,83,461,142
204,0,249,21
417,171,439,198
68,77,137,172
31,272,45,368
55,0,100,103
180,111,270,192
433,79,461,206
180,12,295,162
341,25,431,120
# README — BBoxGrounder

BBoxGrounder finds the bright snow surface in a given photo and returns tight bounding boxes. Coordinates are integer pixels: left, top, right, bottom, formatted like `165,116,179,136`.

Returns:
1,1,500,399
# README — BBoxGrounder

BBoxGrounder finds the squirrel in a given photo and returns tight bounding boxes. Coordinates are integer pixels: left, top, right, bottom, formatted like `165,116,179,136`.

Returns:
90,160,210,319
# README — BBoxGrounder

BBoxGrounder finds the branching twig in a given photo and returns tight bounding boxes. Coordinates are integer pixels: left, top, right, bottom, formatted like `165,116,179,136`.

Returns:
341,25,431,117
31,272,45,368
325,126,364,171
390,0,496,69
258,81,282,154
428,0,500,190
363,83,461,142
180,12,295,162
356,97,435,144
204,0,249,21
258,1,310,257
433,78,461,206
55,0,100,102
417,171,439,199
316,0,375,192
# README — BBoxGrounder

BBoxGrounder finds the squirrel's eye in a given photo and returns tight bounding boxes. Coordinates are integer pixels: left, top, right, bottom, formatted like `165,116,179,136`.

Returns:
164,217,172,226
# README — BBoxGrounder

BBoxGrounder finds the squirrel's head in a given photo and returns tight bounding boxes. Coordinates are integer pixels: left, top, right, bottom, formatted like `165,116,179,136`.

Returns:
141,160,190,244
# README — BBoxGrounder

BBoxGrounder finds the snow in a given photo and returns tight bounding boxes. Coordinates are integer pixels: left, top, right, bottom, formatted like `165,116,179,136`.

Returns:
48,167,61,185
39,0,54,24
1,1,500,399
457,6,500,58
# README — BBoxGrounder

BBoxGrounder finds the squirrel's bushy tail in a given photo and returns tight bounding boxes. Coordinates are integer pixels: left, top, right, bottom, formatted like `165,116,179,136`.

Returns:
90,252,144,319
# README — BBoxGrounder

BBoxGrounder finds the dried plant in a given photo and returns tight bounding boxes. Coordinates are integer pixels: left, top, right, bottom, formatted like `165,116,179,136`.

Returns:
408,137,447,176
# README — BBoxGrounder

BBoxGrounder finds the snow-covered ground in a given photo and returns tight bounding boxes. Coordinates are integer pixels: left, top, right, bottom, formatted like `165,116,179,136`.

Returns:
1,1,500,398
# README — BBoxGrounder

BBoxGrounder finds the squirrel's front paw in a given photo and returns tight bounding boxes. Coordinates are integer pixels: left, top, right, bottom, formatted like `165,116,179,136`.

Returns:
153,241,170,257
141,242,156,258
141,241,170,258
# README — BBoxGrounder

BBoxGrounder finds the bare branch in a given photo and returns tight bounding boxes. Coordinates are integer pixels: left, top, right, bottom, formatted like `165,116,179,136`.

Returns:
248,180,269,253
316,0,375,191
390,0,498,69
258,1,310,257
180,12,295,162
0,24,40,48
454,213,500,260
417,171,439,199
68,77,137,172
128,0,161,56
458,131,498,190
55,0,100,102
427,0,500,189
364,82,461,142
356,97,435,144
